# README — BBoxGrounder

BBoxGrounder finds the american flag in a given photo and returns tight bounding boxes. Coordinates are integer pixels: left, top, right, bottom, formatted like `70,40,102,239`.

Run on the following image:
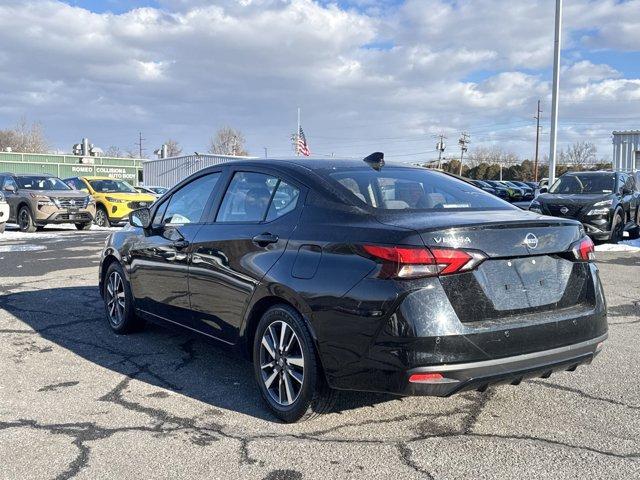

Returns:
296,126,311,157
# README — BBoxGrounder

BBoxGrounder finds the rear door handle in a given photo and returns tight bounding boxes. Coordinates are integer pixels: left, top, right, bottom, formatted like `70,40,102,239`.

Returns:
252,233,279,246
173,239,190,250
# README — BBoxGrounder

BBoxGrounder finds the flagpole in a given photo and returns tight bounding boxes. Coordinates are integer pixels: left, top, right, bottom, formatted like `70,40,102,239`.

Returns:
296,107,301,157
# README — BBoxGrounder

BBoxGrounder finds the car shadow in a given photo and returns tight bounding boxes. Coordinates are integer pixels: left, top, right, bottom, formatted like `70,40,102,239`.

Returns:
0,286,397,421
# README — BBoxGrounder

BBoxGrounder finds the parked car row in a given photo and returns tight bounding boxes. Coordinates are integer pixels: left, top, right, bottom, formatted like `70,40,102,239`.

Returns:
468,179,538,202
0,171,157,232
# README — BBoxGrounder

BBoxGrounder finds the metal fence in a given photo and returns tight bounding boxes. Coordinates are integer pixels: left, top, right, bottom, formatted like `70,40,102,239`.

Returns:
142,154,257,188
612,131,640,172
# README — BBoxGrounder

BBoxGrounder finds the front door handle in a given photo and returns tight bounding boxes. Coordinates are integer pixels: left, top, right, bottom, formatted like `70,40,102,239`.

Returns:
252,233,279,246
173,239,190,250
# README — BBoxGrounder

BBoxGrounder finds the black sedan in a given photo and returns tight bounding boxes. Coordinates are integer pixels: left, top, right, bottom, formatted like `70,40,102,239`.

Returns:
99,156,607,422
530,171,640,242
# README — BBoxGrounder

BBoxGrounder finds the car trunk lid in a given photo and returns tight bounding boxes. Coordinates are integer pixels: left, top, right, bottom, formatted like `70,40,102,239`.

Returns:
375,210,593,320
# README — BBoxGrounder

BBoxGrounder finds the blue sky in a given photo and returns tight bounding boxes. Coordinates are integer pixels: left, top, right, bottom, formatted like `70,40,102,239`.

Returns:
1,0,639,161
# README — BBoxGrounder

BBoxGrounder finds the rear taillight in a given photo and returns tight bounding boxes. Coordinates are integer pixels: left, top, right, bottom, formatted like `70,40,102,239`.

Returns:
361,244,486,279
572,236,595,261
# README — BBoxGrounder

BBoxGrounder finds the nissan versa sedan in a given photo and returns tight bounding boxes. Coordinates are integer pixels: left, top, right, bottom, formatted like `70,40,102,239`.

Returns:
99,157,608,422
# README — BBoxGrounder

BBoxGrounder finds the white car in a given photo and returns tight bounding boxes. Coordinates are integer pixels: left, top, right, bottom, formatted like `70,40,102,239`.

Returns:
0,191,9,233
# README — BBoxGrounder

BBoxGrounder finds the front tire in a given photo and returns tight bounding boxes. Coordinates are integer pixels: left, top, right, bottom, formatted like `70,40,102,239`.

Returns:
253,304,337,423
18,207,37,233
609,211,625,244
75,222,92,231
103,262,144,334
94,206,111,228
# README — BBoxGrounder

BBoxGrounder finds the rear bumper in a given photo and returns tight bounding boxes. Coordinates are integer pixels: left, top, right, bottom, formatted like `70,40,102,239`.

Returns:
402,333,606,396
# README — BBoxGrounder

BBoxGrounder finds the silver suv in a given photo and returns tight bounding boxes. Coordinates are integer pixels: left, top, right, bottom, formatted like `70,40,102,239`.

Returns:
0,173,96,232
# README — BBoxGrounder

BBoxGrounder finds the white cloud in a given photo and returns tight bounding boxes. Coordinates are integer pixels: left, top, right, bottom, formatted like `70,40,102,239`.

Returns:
0,0,638,162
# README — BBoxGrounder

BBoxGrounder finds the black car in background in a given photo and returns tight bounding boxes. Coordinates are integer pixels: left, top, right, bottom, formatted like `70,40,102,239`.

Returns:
530,171,640,242
99,158,607,422
469,179,503,199
485,180,522,201
509,181,536,200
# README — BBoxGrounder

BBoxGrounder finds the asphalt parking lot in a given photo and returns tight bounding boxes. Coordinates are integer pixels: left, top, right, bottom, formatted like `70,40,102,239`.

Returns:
0,227,638,480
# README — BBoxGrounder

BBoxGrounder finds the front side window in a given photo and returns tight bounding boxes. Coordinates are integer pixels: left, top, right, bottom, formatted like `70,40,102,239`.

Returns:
217,172,278,222
89,179,137,193
327,167,510,211
15,176,70,191
162,173,221,225
549,174,615,195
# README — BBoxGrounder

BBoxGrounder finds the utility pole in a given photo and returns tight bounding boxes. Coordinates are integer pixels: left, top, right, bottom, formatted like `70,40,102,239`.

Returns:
534,100,542,182
263,147,268,159
548,0,562,187
136,132,146,158
435,134,446,169
458,132,470,176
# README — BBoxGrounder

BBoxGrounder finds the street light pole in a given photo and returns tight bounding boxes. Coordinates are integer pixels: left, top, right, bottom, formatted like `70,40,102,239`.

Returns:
548,0,562,187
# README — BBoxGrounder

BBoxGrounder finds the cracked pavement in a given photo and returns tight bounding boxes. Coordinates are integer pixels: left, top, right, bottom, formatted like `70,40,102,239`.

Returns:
0,227,638,479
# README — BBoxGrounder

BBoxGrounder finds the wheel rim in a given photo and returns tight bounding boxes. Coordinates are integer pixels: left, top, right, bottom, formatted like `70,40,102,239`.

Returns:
259,320,304,406
96,210,106,227
105,271,126,327
19,210,30,230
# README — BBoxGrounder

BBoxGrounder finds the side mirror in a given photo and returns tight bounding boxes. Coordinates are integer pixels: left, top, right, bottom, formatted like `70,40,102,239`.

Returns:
129,207,151,229
4,184,16,193
539,187,548,194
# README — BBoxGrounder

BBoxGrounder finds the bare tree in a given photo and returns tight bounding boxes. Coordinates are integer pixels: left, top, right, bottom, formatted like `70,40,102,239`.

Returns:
559,141,597,166
0,119,49,153
104,146,123,157
164,138,183,157
208,126,248,156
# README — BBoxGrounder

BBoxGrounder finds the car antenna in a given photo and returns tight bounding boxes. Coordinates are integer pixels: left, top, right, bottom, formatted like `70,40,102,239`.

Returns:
363,152,384,171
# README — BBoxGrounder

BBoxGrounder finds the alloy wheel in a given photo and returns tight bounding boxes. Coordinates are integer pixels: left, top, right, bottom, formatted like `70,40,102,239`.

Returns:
105,271,126,327
259,320,305,406
19,210,30,230
95,209,107,227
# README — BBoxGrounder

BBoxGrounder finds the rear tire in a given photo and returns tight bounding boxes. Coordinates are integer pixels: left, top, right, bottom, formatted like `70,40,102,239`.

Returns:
75,222,92,231
18,207,37,233
103,262,144,334
253,304,337,423
609,211,625,244
94,206,111,228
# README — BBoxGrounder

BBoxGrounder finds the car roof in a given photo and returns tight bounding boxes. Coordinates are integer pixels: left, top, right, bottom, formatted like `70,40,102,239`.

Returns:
76,176,119,180
1,172,55,177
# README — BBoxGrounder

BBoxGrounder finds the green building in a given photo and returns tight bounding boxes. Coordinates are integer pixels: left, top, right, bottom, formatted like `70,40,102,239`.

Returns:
0,151,143,185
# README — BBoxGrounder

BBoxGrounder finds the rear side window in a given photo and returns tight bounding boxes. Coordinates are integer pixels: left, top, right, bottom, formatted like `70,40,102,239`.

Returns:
328,168,510,211
161,173,221,225
217,172,275,222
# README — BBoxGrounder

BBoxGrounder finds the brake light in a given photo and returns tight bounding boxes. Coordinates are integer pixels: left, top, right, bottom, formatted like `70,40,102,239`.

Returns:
573,236,595,261
361,244,486,279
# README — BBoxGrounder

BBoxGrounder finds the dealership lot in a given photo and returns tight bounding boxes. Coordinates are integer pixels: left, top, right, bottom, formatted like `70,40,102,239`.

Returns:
0,228,638,479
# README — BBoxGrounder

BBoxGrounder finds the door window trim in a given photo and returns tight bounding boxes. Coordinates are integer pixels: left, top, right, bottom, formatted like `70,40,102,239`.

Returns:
210,168,305,225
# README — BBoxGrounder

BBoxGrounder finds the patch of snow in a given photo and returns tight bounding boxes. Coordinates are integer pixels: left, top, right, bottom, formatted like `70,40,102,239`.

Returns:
0,244,47,252
595,238,640,252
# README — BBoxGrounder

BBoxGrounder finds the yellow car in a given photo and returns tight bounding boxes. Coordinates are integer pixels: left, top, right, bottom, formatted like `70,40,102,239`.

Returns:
63,176,156,227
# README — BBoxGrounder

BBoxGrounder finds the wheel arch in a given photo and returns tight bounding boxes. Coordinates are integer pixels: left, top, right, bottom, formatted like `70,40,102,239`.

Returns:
240,286,317,363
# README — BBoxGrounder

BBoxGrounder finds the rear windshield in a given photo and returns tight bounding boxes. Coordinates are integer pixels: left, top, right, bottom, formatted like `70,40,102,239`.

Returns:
16,176,70,191
89,179,136,193
327,167,512,211
549,174,615,195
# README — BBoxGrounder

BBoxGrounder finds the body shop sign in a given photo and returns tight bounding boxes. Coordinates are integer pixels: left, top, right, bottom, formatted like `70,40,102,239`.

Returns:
71,165,136,180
